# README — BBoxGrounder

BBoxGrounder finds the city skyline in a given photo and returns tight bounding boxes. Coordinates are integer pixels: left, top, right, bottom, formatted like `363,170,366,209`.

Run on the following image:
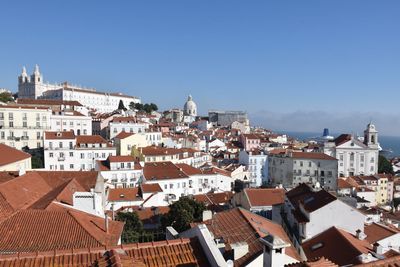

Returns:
1,1,400,134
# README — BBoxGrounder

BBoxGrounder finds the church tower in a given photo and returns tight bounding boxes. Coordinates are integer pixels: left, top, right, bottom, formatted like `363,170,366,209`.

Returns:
30,64,43,84
364,122,379,149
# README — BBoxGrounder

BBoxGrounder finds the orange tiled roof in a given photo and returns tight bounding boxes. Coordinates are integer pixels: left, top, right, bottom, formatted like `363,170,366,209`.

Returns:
201,207,300,266
44,130,75,140
364,222,399,244
17,98,83,106
0,144,31,167
108,155,135,163
143,162,189,181
0,207,123,252
140,183,163,193
244,188,285,207
76,135,107,145
285,257,339,267
302,227,373,266
115,131,135,139
108,188,141,202
0,237,208,267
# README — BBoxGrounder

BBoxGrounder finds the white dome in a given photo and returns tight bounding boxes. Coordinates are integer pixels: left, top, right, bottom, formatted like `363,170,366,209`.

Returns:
184,95,197,116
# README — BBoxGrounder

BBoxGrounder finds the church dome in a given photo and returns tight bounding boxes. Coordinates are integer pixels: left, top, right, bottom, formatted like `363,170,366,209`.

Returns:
184,95,197,116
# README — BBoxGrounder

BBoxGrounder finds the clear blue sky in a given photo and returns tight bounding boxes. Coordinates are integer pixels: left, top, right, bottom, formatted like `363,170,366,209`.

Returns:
1,1,400,134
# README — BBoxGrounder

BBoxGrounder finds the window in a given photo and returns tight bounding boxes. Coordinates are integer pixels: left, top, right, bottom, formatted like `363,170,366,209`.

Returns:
164,184,167,189
9,121,13,127
69,152,74,157
360,154,364,162
70,164,74,169
350,153,354,161
0,132,4,139
49,153,54,158
37,132,41,139
320,171,325,176
9,113,13,120
300,161,303,167
23,121,27,127
81,164,85,170
80,153,84,159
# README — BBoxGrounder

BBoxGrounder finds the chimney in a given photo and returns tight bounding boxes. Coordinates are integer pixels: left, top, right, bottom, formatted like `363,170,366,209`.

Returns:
373,242,383,255
231,242,249,261
260,234,290,267
356,229,366,240
202,210,213,221
105,213,109,233
18,166,26,176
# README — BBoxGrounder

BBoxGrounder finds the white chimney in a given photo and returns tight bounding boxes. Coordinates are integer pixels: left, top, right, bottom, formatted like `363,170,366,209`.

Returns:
260,234,290,267
202,210,213,221
373,242,383,255
231,242,249,261
18,166,26,176
356,229,366,240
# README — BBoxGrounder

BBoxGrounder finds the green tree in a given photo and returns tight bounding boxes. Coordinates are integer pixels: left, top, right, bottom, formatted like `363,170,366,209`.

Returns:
118,100,127,111
116,211,143,243
161,197,205,232
378,155,394,174
129,101,136,110
149,103,158,111
0,92,13,103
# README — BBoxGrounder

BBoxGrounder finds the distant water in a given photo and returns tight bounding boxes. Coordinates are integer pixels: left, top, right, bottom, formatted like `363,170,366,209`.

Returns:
278,131,400,158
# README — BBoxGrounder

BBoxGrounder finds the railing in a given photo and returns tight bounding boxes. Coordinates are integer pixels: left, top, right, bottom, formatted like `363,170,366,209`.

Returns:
58,157,65,161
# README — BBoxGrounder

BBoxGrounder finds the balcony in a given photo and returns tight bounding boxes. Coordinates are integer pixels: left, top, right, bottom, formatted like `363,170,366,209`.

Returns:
58,157,65,161
21,136,29,140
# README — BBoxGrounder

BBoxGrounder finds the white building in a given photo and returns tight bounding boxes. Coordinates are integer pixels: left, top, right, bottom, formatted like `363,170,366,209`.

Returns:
96,155,143,189
50,110,92,135
268,150,338,191
276,184,366,257
323,123,380,177
142,162,232,204
44,131,116,171
0,105,51,150
239,149,268,187
109,116,148,139
18,65,140,113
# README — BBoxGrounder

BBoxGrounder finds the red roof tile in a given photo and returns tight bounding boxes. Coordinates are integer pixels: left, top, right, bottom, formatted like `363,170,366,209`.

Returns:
244,188,285,207
0,144,31,167
115,131,135,139
44,130,75,140
302,227,372,266
364,223,399,244
143,162,189,181
76,135,108,145
108,188,141,202
140,183,163,193
0,208,123,252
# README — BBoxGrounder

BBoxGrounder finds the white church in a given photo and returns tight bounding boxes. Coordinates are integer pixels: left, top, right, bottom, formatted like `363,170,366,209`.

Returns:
323,123,380,177
18,65,141,113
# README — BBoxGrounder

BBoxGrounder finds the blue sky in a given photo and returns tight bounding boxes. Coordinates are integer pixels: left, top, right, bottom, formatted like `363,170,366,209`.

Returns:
1,1,400,135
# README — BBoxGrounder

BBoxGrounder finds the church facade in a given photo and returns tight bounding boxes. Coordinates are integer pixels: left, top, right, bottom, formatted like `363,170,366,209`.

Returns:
18,65,140,113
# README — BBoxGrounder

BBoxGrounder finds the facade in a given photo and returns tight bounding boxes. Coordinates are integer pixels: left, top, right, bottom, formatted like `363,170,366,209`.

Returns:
239,149,268,187
50,111,92,135
268,150,338,190
323,123,379,177
18,65,140,113
208,110,249,127
142,162,232,203
277,184,366,257
97,155,143,189
240,133,261,151
348,174,394,205
109,117,148,139
0,105,51,150
44,131,116,171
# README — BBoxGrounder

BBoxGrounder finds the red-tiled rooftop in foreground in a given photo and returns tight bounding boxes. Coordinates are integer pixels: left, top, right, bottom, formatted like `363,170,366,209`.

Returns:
200,207,300,266
0,144,31,167
0,237,208,267
108,188,141,202
364,222,399,244
0,206,123,253
285,257,339,267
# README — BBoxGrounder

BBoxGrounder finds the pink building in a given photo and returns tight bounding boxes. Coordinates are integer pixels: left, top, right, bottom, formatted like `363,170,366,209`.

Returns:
240,133,261,151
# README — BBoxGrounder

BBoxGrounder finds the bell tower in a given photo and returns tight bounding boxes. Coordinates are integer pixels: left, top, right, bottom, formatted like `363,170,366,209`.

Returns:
364,123,379,149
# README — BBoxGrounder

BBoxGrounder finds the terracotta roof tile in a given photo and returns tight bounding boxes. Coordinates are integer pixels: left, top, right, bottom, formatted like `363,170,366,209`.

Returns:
143,162,189,181
364,223,399,244
17,99,83,106
108,155,135,163
285,257,339,267
108,188,141,202
302,227,372,266
244,188,285,207
201,207,300,266
140,183,163,193
76,135,107,145
0,208,123,252
114,131,135,139
292,152,337,161
44,130,75,140
0,144,31,167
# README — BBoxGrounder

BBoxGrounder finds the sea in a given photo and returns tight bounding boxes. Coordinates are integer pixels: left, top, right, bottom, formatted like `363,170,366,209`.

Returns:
278,131,400,159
